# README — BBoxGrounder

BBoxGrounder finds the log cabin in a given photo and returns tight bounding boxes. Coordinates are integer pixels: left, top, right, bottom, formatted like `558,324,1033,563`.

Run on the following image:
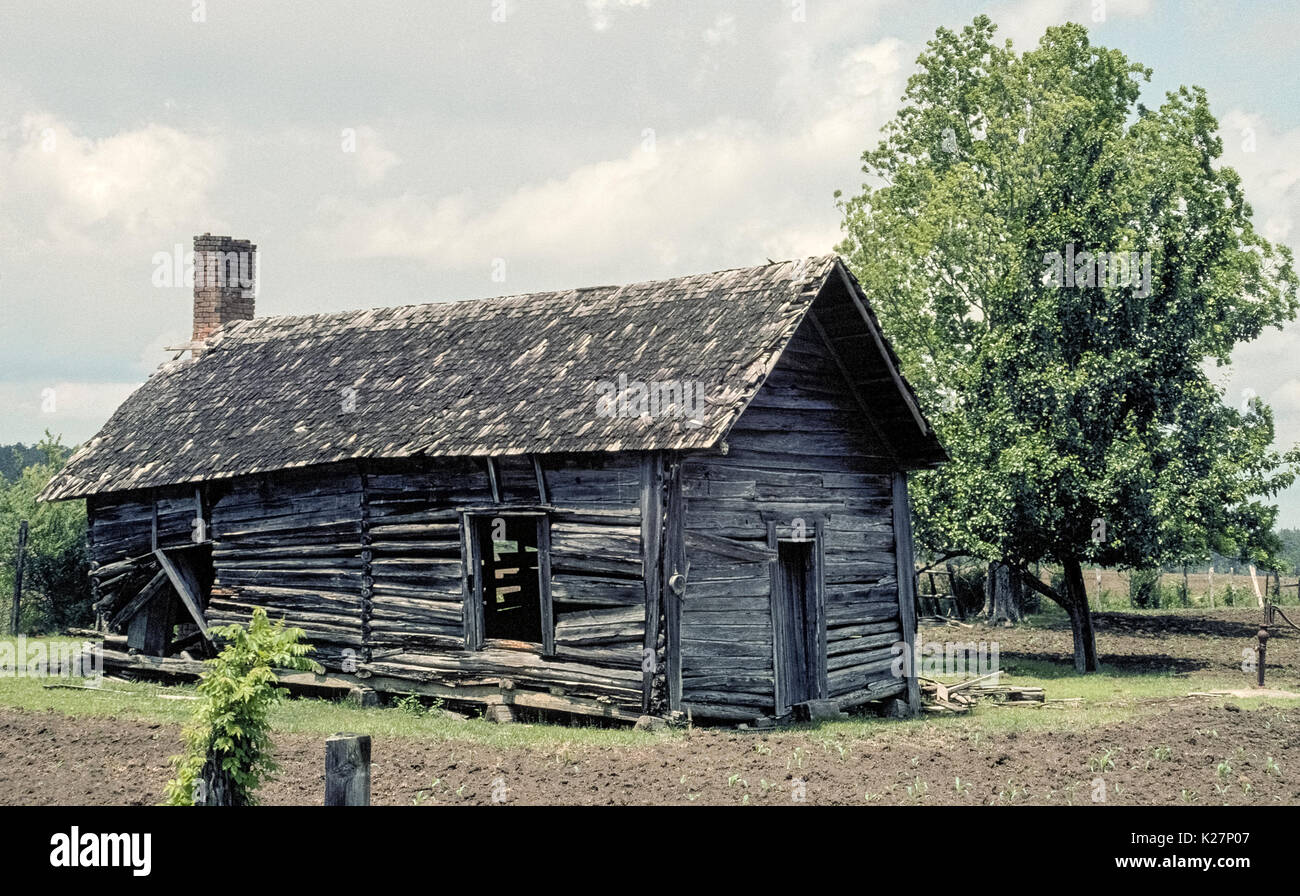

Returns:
40,234,946,723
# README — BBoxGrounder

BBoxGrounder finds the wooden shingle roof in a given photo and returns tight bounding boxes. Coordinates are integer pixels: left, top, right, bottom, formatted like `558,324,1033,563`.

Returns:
41,255,943,501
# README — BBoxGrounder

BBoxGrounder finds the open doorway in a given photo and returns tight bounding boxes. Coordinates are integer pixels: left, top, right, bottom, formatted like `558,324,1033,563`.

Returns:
773,539,824,711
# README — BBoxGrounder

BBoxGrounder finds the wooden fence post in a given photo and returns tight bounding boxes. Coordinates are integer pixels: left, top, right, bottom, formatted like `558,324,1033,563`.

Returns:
1256,628,1268,689
10,520,28,636
325,733,371,806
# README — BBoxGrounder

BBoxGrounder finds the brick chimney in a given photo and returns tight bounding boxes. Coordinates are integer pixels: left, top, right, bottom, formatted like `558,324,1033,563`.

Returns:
192,233,256,343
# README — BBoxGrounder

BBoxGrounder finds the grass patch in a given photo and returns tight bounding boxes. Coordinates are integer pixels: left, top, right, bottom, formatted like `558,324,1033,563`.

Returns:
991,659,1270,701
0,669,1292,751
1,626,1296,752
0,674,671,750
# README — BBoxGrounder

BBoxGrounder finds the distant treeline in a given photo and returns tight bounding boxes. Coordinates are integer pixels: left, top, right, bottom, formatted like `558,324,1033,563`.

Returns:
1279,529,1300,577
0,444,49,482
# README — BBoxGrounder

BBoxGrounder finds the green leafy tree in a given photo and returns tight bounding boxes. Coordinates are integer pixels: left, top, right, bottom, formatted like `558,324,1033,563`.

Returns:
0,432,91,631
0,443,46,482
838,17,1298,670
166,609,322,806
1275,528,1300,576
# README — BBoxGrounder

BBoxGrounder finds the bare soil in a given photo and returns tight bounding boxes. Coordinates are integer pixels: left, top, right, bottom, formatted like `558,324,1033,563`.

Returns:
1,697,1298,806
984,607,1300,677
2,609,1298,806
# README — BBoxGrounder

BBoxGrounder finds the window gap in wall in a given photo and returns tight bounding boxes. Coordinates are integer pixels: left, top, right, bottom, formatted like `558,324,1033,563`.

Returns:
476,515,543,644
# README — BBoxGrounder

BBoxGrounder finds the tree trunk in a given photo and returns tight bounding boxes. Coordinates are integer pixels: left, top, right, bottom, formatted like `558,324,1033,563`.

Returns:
1060,558,1098,673
945,562,960,617
198,753,241,806
987,561,1022,625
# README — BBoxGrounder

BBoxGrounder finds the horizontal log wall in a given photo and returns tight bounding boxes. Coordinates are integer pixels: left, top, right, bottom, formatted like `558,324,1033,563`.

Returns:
87,487,200,631
356,453,647,705
352,453,653,703
680,321,904,719
533,453,646,686
84,452,652,708
363,457,487,654
207,467,366,670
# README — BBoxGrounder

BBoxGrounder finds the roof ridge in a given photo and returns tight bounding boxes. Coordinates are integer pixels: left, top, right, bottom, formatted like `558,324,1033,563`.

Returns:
40,252,865,501
228,253,840,333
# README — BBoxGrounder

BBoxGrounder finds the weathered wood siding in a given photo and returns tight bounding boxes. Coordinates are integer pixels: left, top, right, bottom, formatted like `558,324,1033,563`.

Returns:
545,454,646,678
185,452,643,706
363,452,648,681
680,321,907,719
87,488,204,637
207,467,366,670
364,458,487,654
363,452,647,706
89,489,196,563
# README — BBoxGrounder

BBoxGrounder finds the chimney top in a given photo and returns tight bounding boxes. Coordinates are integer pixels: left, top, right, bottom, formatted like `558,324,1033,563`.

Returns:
192,234,256,346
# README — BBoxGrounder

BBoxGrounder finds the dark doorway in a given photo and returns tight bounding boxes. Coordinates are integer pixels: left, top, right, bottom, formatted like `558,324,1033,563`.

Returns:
775,539,821,709
474,515,543,644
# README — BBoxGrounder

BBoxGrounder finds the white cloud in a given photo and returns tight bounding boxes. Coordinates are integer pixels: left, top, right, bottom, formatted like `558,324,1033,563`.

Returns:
0,114,222,251
994,0,1154,50
704,13,737,46
585,0,651,32
1220,109,1300,248
310,38,911,275
0,380,141,445
1216,107,1300,458
349,126,400,185
1272,379,1300,417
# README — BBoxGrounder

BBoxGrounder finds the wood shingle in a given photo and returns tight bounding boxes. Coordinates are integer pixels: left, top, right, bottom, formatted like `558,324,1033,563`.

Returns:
41,255,942,501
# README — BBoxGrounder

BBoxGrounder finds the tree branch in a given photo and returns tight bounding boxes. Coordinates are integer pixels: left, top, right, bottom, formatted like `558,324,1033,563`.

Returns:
915,550,974,575
1015,565,1064,606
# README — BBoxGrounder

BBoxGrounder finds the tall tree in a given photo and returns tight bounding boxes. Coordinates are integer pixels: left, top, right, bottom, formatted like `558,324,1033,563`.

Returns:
837,17,1298,671
0,432,91,632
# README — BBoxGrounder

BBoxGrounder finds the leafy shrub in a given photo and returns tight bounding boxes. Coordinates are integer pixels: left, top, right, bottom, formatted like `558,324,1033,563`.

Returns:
392,686,444,717
1220,584,1240,607
165,609,321,806
1129,569,1162,609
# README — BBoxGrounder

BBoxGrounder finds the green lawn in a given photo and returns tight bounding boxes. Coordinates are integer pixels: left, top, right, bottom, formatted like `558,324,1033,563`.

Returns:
2,634,1298,749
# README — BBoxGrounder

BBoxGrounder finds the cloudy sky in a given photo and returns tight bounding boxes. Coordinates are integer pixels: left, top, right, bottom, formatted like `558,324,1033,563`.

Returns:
2,0,1298,523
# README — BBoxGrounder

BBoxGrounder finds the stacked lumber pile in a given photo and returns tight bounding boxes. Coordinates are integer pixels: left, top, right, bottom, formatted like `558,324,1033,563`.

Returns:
920,673,1046,713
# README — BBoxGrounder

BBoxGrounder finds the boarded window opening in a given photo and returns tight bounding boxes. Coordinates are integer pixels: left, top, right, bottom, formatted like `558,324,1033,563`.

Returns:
474,515,544,645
